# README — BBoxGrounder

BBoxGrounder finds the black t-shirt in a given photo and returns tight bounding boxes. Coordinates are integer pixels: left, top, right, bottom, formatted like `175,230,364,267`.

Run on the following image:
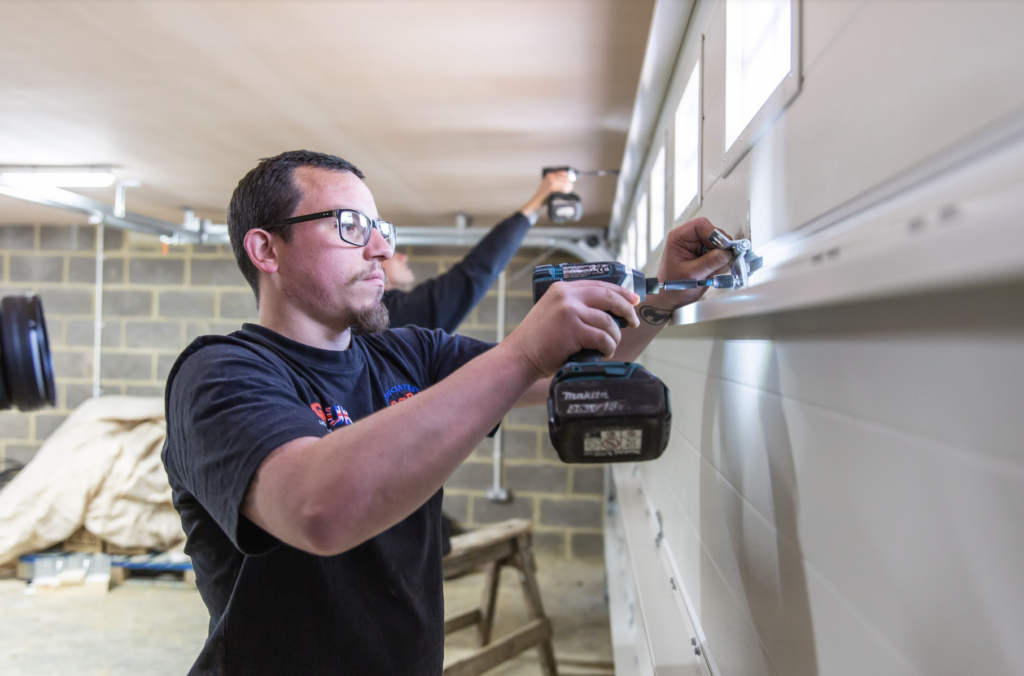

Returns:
161,323,492,675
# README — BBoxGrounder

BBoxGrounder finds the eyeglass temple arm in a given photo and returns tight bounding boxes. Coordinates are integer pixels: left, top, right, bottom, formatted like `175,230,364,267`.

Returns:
266,210,337,228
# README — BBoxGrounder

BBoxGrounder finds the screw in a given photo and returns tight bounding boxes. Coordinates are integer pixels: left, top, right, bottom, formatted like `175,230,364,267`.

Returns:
939,204,959,222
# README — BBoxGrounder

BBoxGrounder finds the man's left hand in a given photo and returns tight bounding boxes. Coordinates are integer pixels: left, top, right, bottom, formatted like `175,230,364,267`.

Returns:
648,217,736,311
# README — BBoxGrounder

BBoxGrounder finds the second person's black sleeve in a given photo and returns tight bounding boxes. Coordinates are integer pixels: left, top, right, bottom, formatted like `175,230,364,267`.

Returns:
384,211,532,333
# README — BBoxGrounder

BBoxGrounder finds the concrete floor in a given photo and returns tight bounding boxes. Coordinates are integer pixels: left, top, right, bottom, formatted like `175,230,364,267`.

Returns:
0,556,612,675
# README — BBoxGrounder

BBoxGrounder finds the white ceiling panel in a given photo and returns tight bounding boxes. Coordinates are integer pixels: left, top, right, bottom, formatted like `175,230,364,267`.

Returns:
0,0,654,229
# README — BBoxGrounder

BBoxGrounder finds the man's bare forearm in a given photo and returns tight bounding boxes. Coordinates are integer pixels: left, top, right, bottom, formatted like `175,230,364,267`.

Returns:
245,344,539,556
608,299,674,363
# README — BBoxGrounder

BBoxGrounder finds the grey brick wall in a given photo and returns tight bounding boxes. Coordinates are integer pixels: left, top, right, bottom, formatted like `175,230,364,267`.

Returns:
0,224,606,561
0,224,252,481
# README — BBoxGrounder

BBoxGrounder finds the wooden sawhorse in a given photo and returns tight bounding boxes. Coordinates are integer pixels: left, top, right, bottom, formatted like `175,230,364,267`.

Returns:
442,518,557,676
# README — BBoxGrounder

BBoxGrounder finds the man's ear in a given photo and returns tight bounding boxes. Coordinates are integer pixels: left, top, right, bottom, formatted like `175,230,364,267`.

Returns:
244,228,280,275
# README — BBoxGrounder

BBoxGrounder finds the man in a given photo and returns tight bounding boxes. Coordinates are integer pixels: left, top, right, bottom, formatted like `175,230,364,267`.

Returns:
381,169,574,333
381,170,574,550
161,150,732,675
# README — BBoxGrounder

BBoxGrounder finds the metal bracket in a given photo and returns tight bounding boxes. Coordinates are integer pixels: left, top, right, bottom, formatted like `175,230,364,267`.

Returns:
704,229,764,288
114,180,141,218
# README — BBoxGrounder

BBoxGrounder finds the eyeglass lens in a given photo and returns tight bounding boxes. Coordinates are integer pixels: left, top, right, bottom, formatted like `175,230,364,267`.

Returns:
338,211,395,248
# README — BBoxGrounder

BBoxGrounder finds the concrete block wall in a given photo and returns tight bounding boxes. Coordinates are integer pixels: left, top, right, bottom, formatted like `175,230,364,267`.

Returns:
0,224,259,469
0,226,602,560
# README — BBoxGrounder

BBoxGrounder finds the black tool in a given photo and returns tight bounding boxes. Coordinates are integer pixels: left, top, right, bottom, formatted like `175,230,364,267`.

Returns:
541,166,619,224
533,261,670,464
0,295,56,411
531,233,762,464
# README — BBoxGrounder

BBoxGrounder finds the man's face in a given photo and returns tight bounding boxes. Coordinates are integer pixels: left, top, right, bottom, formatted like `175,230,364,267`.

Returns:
272,166,392,332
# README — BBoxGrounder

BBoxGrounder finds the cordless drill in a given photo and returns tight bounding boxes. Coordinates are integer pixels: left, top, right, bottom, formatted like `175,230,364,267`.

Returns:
532,233,761,464
533,262,671,464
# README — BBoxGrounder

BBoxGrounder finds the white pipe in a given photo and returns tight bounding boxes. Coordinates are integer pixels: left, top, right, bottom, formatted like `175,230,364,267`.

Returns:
486,270,510,502
0,173,615,257
0,178,614,257
92,223,105,399
0,178,180,238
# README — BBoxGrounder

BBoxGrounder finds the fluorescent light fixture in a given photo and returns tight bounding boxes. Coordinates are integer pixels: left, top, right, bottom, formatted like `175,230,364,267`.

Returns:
0,167,116,188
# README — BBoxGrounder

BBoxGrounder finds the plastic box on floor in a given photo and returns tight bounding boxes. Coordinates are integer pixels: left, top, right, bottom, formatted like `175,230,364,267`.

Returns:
110,552,195,587
18,552,112,593
18,551,194,590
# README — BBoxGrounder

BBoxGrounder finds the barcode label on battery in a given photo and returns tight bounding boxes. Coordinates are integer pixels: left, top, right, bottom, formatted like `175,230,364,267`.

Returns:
582,428,642,456
562,263,611,279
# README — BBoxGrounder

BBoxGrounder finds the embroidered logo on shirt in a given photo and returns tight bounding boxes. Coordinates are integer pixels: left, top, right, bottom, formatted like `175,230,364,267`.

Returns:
311,402,353,428
384,383,419,406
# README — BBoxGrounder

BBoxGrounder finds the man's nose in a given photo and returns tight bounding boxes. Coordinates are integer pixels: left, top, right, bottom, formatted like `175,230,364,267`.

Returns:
365,226,393,259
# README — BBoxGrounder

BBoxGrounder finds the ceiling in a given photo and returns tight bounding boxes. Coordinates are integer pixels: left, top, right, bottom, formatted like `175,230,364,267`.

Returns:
0,0,655,231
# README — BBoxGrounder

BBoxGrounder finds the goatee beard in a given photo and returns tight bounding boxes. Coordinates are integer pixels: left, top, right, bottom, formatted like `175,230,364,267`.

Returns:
349,300,390,335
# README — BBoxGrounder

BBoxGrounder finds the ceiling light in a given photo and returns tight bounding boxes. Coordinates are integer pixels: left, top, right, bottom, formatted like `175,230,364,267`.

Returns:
0,167,116,188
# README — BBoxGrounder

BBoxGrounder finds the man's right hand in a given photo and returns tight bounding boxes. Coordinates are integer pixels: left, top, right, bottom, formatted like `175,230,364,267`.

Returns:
502,280,641,379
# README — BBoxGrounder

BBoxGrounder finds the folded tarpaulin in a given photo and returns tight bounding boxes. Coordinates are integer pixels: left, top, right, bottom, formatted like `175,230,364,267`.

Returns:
0,396,185,566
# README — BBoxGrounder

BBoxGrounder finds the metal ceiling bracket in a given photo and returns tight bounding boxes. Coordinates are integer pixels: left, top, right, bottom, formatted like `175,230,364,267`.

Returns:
114,180,142,218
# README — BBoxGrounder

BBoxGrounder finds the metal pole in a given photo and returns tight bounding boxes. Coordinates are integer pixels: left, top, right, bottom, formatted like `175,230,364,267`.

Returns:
92,221,105,398
486,270,510,502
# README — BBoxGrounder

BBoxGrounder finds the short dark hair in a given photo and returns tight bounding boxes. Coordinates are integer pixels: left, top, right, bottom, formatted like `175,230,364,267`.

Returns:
227,150,365,301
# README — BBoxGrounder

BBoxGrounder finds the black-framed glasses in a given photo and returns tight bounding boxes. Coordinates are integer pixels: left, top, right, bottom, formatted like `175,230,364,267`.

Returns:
264,209,397,250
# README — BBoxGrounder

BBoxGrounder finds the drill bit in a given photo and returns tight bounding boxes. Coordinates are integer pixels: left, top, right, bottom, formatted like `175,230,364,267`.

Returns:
645,274,737,293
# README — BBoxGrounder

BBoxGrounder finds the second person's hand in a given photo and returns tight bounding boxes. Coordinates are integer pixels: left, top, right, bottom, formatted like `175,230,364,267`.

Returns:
520,170,575,219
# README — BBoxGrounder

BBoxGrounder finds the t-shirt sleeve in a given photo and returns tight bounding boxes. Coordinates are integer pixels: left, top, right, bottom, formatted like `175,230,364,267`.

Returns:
165,342,327,555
